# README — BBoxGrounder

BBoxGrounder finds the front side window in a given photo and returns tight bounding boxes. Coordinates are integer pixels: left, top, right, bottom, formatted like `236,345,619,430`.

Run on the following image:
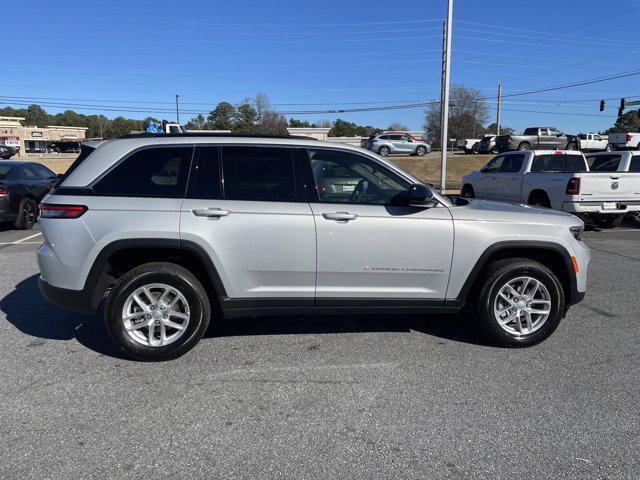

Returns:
549,128,562,136
309,149,409,205
222,146,296,202
496,154,525,173
482,155,505,173
94,146,192,197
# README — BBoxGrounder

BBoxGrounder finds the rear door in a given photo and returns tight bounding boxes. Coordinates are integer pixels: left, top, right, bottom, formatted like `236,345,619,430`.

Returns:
180,145,316,302
493,153,525,202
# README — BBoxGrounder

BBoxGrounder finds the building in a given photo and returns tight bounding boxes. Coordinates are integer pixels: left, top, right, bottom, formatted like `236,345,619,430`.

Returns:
0,116,87,156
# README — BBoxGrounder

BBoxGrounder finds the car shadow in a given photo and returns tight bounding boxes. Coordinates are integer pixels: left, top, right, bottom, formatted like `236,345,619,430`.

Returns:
0,274,128,359
1,275,492,360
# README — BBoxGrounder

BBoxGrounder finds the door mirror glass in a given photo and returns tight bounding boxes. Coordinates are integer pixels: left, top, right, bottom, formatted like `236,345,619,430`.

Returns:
407,183,434,208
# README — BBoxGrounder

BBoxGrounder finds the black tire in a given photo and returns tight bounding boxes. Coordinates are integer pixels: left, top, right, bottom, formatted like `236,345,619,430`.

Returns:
378,146,390,157
528,192,551,209
461,184,475,198
592,214,623,229
14,197,38,230
415,146,427,156
104,262,211,361
517,143,531,151
471,258,565,347
566,142,577,151
604,144,612,152
629,212,640,227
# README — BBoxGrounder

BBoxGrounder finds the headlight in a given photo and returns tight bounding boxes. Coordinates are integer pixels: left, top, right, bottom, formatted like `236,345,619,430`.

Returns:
570,226,584,241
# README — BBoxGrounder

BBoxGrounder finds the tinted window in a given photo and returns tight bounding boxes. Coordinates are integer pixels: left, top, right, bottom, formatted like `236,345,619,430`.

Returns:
94,146,192,197
482,155,505,173
222,146,295,202
587,154,621,172
189,147,222,199
497,154,525,173
531,154,587,173
523,128,537,135
32,163,56,179
0,165,12,179
309,149,409,205
389,135,403,141
629,156,640,172
12,165,38,180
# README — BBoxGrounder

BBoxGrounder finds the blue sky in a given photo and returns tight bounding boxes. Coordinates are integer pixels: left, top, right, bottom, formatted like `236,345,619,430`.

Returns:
3,0,640,133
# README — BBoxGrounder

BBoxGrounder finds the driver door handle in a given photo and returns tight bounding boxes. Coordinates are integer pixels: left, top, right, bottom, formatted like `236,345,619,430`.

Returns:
322,211,358,222
192,207,230,219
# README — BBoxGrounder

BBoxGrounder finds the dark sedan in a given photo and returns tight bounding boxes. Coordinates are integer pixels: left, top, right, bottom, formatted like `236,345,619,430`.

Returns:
0,146,18,160
0,161,58,230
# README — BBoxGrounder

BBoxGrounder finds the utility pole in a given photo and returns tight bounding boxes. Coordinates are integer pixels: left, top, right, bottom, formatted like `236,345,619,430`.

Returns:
175,94,180,124
439,0,453,192
496,76,502,135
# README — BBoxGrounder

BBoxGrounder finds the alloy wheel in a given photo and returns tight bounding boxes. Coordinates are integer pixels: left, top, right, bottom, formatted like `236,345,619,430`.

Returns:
122,283,191,347
494,276,551,336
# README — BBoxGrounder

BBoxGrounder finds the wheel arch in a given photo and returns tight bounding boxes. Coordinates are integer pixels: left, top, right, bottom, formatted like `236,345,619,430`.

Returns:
82,238,228,312
454,241,578,309
527,189,550,205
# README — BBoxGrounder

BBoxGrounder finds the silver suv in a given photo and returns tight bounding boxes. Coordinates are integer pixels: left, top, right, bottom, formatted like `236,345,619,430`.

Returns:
37,134,589,361
366,134,431,157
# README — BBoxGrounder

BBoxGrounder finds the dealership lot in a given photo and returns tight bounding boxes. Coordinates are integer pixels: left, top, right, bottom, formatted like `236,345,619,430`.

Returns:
0,223,638,479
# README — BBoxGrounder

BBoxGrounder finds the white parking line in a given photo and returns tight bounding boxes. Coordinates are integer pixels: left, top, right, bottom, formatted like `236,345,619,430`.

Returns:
1,232,43,245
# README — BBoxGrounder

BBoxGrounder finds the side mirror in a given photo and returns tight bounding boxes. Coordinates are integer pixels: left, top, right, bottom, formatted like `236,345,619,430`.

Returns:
408,183,434,208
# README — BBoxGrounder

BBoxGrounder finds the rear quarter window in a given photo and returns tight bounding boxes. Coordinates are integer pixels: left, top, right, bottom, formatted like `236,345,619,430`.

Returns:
93,146,193,197
629,156,640,173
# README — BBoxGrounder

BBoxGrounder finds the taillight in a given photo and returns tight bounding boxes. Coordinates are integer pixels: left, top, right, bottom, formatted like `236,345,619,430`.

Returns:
39,204,87,219
315,182,325,195
627,134,633,142
566,178,580,195
0,186,8,195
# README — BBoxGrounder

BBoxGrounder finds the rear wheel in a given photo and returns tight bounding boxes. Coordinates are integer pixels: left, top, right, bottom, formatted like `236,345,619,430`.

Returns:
472,258,565,347
14,197,38,230
517,143,531,151
528,192,551,208
592,214,623,229
604,144,612,152
566,142,577,151
105,262,211,361
378,146,390,157
629,212,640,227
415,146,427,156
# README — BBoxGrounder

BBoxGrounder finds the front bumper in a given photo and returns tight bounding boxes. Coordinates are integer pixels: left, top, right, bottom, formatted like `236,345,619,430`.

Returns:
562,201,640,214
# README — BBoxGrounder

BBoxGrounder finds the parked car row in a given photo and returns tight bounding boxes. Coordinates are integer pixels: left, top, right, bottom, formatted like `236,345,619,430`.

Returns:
461,150,640,228
0,161,59,229
0,145,19,159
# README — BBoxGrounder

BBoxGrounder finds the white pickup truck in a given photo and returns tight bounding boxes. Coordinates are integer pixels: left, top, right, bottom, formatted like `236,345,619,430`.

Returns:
577,133,610,152
457,137,481,154
608,132,640,150
461,150,640,228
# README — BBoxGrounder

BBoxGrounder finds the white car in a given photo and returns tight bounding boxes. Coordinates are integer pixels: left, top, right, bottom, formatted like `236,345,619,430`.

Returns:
608,132,640,150
457,137,481,154
577,133,610,152
462,150,640,228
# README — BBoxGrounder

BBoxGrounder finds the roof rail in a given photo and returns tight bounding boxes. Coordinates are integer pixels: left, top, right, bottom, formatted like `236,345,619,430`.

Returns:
117,132,319,141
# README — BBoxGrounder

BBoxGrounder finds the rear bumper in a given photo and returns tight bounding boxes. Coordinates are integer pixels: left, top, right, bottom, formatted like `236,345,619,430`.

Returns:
562,201,640,214
38,276,96,313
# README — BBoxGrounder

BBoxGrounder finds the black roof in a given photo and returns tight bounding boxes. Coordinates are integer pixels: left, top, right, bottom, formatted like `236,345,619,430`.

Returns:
117,132,318,141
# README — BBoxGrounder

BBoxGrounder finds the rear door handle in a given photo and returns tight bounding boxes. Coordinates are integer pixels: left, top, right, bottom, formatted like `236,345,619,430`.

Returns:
192,208,230,219
322,211,358,222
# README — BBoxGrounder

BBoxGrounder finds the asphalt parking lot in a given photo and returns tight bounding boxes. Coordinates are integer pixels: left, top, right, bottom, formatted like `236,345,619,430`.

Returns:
0,222,638,479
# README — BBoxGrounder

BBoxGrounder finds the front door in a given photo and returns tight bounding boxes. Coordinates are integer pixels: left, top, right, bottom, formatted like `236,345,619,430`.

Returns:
493,153,525,202
180,145,316,302
305,148,454,302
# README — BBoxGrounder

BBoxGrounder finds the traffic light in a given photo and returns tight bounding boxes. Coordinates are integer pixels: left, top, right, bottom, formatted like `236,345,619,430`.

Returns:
618,98,626,117
600,100,605,112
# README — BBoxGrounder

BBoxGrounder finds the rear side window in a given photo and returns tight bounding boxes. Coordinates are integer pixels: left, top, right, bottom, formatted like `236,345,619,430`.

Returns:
587,154,621,172
189,147,222,199
221,146,295,202
32,164,56,179
523,128,538,135
629,156,640,172
531,154,587,173
94,146,192,197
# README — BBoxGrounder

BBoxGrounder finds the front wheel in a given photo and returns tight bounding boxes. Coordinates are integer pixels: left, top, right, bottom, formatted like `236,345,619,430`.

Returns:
104,262,211,361
415,146,427,156
472,258,565,347
592,214,623,229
